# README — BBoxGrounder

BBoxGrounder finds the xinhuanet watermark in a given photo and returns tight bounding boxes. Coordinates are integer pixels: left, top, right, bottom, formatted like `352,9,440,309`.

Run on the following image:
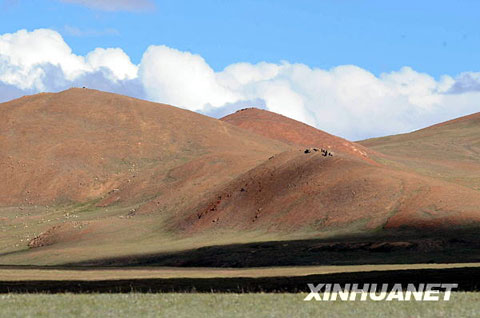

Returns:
304,283,458,301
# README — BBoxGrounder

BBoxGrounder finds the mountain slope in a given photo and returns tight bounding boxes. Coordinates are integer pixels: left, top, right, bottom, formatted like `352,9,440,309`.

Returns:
221,108,373,162
176,149,480,236
359,112,480,189
1,90,480,266
0,89,295,264
0,88,290,206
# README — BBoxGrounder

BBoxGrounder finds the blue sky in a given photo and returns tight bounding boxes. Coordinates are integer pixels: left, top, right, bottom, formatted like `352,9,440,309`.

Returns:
0,0,479,140
2,0,479,76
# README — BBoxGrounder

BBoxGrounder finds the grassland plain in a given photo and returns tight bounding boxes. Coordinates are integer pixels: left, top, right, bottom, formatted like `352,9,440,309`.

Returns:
0,293,479,318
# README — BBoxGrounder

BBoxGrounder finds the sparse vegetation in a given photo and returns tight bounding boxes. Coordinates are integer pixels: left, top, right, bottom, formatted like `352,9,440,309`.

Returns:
2,90,480,268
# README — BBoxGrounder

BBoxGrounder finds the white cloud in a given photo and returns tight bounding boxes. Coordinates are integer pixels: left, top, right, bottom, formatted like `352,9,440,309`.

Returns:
58,0,155,12
0,29,86,89
1,28,480,140
217,62,281,89
86,48,137,81
139,45,239,110
0,29,137,91
140,49,480,139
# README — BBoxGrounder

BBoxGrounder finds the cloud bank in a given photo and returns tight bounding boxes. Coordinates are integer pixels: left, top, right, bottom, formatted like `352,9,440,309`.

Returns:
1,28,479,140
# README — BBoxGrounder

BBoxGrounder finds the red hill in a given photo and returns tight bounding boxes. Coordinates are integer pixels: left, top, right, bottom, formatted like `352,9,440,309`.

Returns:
221,108,373,162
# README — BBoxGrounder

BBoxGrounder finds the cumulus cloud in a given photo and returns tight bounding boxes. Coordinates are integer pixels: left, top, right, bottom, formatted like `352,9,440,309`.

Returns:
139,45,239,110
58,0,155,12
0,29,138,92
0,29,87,89
1,28,480,140
140,51,479,139
86,48,137,81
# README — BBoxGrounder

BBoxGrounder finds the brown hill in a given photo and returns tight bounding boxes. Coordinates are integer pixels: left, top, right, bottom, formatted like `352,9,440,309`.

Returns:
359,111,480,189
1,90,480,266
0,88,290,207
177,149,480,235
221,108,374,162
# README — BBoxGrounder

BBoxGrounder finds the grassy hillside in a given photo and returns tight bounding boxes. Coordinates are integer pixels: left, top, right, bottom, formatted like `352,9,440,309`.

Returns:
359,112,480,190
1,90,480,266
